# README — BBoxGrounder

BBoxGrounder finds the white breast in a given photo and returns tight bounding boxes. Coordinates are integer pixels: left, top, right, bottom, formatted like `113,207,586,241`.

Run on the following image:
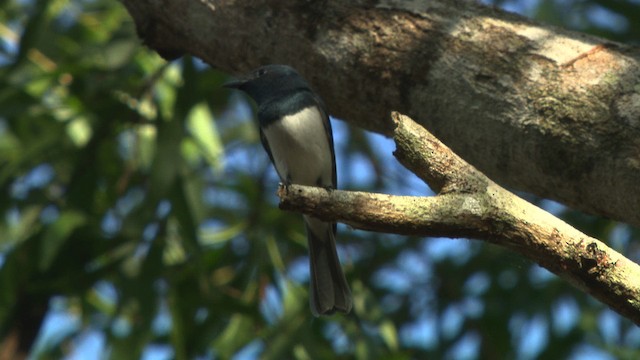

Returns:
262,106,334,186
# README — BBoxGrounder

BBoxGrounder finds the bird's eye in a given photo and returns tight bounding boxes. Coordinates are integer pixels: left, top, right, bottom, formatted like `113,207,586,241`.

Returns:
256,68,267,77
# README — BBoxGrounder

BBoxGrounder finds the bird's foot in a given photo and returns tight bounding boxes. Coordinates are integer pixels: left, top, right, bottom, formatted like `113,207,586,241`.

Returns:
279,181,292,194
322,184,335,192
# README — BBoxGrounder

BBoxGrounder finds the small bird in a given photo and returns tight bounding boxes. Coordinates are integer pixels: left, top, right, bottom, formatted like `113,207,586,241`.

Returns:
224,65,352,316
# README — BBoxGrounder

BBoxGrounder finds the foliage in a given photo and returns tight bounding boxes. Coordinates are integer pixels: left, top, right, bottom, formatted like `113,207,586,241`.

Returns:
0,0,639,359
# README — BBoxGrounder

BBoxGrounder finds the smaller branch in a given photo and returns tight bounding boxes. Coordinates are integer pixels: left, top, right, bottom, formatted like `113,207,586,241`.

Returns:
278,186,484,238
278,112,640,325
392,112,488,194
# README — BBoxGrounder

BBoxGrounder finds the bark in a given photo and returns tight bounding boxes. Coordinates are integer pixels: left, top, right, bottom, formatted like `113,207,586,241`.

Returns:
279,113,640,325
121,0,640,228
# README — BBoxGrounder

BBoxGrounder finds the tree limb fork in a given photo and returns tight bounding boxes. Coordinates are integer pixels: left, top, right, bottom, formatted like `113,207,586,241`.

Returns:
278,112,640,325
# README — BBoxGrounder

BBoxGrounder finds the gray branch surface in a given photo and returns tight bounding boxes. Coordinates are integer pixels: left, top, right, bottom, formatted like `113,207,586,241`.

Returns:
278,113,640,325
122,0,640,228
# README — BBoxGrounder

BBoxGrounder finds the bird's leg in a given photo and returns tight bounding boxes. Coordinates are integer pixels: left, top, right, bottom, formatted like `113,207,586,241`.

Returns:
280,175,293,194
316,177,334,192
322,185,335,192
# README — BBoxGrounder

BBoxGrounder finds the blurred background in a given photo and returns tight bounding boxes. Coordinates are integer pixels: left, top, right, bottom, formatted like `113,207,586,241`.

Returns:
1,0,639,359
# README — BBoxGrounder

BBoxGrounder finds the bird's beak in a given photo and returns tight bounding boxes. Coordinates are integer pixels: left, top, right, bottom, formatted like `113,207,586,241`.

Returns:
223,77,247,89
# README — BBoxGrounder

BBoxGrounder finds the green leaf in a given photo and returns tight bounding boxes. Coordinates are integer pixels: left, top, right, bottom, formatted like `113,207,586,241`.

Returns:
170,173,202,253
379,320,399,351
213,314,255,358
186,102,224,173
39,211,86,271
98,39,138,70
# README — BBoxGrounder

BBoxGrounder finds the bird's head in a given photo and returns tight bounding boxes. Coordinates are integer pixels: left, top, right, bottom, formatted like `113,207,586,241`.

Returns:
224,64,311,105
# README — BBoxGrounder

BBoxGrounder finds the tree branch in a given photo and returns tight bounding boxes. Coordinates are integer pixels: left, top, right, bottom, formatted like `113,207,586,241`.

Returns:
121,0,640,228
278,112,640,326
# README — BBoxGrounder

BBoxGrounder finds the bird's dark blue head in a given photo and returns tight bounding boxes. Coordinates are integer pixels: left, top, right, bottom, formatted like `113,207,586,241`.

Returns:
223,65,312,105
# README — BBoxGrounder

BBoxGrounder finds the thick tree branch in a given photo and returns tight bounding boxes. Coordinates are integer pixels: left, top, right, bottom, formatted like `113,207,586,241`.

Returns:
121,0,640,228
278,113,640,325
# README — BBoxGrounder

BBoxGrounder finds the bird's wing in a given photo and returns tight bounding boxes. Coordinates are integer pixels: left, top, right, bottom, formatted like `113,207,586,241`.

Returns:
311,93,337,189
309,93,338,236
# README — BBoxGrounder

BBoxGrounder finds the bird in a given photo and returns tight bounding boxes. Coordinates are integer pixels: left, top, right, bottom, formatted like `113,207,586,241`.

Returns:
224,64,352,316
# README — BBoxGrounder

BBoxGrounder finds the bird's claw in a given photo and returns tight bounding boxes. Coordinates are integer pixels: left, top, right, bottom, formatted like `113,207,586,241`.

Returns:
279,181,292,194
322,185,335,192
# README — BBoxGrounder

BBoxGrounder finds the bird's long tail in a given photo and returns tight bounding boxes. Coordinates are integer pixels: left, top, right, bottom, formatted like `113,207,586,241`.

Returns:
304,215,352,316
